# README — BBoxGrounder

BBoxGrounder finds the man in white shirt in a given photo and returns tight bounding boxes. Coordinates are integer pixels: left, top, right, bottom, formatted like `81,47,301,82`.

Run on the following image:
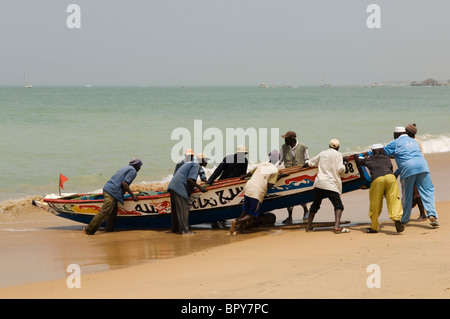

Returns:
229,150,285,235
305,139,349,233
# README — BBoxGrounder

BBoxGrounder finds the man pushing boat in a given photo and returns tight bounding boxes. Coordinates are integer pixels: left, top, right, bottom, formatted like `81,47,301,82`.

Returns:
168,153,209,235
229,150,288,235
83,158,143,235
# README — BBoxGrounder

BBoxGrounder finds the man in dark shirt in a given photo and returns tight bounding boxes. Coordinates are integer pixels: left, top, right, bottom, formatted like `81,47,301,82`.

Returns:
206,145,248,185
357,144,404,233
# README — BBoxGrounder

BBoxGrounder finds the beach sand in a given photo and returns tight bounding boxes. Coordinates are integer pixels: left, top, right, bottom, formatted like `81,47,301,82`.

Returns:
0,153,449,299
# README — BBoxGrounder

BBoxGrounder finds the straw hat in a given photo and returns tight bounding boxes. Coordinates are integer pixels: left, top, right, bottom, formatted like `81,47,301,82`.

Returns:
196,153,210,160
236,145,248,154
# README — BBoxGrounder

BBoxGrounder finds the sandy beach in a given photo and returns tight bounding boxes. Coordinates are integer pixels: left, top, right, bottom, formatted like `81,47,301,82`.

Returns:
0,152,449,300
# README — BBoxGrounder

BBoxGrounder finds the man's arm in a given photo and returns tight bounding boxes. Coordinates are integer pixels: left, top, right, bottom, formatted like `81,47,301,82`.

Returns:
239,172,252,180
188,178,207,192
199,167,207,182
122,181,138,201
206,161,226,185
277,172,290,180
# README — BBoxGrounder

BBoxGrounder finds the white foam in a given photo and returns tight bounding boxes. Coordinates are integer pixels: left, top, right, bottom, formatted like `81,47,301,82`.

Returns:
419,134,450,154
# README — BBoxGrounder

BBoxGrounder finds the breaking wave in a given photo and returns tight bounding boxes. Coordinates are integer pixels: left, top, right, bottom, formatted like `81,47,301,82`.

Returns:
348,134,450,155
419,134,450,154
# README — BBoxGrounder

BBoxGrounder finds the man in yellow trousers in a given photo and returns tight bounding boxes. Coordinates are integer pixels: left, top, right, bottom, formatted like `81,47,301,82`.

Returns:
357,144,404,233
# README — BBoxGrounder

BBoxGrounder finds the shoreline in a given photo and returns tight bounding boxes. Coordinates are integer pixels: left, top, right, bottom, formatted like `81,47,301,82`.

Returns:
0,152,449,298
1,201,448,299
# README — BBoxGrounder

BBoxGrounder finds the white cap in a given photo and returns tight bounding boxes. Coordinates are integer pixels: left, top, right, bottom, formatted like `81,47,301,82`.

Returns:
394,126,406,133
329,139,340,149
371,143,384,150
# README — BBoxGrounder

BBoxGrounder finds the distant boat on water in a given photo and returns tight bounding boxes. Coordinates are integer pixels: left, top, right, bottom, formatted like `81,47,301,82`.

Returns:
320,73,331,87
23,70,32,88
259,83,269,88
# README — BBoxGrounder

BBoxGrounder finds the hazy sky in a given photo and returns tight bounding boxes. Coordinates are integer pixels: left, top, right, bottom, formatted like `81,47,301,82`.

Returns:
1,0,449,86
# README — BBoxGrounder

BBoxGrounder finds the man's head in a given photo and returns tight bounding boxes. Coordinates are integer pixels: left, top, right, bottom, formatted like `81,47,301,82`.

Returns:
268,149,280,164
405,123,417,138
371,143,385,156
236,145,248,154
394,126,406,139
184,148,194,161
282,131,297,147
196,153,209,167
329,138,340,151
129,158,143,172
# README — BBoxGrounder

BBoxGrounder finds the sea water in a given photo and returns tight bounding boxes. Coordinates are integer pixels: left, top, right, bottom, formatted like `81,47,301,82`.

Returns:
1,85,450,203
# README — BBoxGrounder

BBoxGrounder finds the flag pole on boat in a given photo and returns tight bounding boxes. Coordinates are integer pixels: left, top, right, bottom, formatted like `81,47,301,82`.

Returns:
59,173,68,196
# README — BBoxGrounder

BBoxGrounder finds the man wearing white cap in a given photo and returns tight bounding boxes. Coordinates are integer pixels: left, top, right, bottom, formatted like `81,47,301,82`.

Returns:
84,158,142,235
305,139,349,233
369,126,439,227
356,144,404,233
206,145,248,185
393,126,406,139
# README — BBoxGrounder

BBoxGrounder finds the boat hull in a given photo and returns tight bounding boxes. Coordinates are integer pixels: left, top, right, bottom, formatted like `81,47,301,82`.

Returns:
41,156,370,229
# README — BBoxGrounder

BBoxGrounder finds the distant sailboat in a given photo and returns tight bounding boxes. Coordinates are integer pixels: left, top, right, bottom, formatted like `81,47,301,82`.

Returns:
320,73,331,87
23,70,33,88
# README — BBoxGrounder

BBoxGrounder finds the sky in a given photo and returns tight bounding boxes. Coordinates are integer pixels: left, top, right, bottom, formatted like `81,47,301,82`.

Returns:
1,0,449,86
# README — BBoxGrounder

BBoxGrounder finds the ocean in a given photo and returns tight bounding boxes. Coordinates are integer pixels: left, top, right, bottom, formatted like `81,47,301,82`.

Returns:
1,85,450,204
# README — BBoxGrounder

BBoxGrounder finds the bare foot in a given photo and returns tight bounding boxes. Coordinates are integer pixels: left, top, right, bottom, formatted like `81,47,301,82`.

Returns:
229,220,237,235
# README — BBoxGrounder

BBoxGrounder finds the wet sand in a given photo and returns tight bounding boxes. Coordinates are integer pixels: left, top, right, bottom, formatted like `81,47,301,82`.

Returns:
0,152,449,299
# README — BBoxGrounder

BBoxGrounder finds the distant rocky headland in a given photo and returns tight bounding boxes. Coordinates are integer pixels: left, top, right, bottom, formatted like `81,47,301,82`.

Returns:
411,78,450,87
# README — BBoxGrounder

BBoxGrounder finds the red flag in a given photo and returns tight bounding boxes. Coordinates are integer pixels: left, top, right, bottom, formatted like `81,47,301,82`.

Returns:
59,173,68,189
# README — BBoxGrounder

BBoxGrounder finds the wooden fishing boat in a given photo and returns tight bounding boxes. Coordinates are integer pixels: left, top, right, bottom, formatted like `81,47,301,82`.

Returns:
34,155,370,229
